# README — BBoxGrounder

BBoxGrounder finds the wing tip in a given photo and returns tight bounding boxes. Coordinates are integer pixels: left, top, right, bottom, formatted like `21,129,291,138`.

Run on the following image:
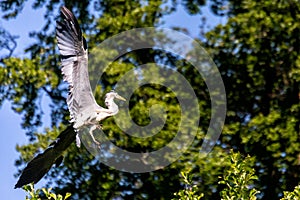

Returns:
59,6,82,38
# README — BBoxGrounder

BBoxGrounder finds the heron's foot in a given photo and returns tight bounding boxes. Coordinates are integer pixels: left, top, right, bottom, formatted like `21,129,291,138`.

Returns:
89,132,101,149
89,125,101,149
92,139,101,149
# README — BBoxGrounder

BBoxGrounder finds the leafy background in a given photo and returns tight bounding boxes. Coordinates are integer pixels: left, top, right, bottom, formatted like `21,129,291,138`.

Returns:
0,0,299,199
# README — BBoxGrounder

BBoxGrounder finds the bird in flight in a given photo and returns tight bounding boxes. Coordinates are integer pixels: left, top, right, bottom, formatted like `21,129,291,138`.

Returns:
56,6,126,148
15,6,125,189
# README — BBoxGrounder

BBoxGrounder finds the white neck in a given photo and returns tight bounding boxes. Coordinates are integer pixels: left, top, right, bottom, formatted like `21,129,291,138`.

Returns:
105,98,119,115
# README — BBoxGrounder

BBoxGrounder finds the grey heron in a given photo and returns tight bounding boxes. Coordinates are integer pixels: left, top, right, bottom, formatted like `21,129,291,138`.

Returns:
56,6,126,148
15,6,125,188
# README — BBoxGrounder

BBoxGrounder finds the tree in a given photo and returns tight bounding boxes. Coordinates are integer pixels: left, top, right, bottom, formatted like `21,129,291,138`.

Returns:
0,0,299,199
0,0,210,199
205,0,300,198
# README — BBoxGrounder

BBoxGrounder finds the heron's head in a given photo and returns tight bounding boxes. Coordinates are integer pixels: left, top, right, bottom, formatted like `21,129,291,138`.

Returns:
105,90,126,102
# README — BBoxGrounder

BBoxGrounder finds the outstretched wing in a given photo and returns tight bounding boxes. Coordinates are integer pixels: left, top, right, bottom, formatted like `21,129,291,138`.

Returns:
56,6,100,123
15,125,76,188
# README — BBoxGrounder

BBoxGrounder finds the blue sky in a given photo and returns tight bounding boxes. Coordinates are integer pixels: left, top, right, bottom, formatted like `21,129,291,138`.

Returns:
0,2,48,199
0,1,225,199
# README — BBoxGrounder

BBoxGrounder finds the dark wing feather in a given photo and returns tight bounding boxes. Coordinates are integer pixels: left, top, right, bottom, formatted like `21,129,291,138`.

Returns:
14,125,76,188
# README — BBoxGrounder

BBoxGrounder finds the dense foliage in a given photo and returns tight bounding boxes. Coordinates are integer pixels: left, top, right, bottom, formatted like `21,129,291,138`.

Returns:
0,0,299,199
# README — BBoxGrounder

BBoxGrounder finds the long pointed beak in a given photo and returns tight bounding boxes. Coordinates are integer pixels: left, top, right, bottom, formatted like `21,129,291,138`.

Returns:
116,94,126,101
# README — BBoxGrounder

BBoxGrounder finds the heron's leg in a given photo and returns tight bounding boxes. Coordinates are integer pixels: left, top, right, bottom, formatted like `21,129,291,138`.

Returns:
76,133,81,148
96,124,103,130
89,125,101,149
